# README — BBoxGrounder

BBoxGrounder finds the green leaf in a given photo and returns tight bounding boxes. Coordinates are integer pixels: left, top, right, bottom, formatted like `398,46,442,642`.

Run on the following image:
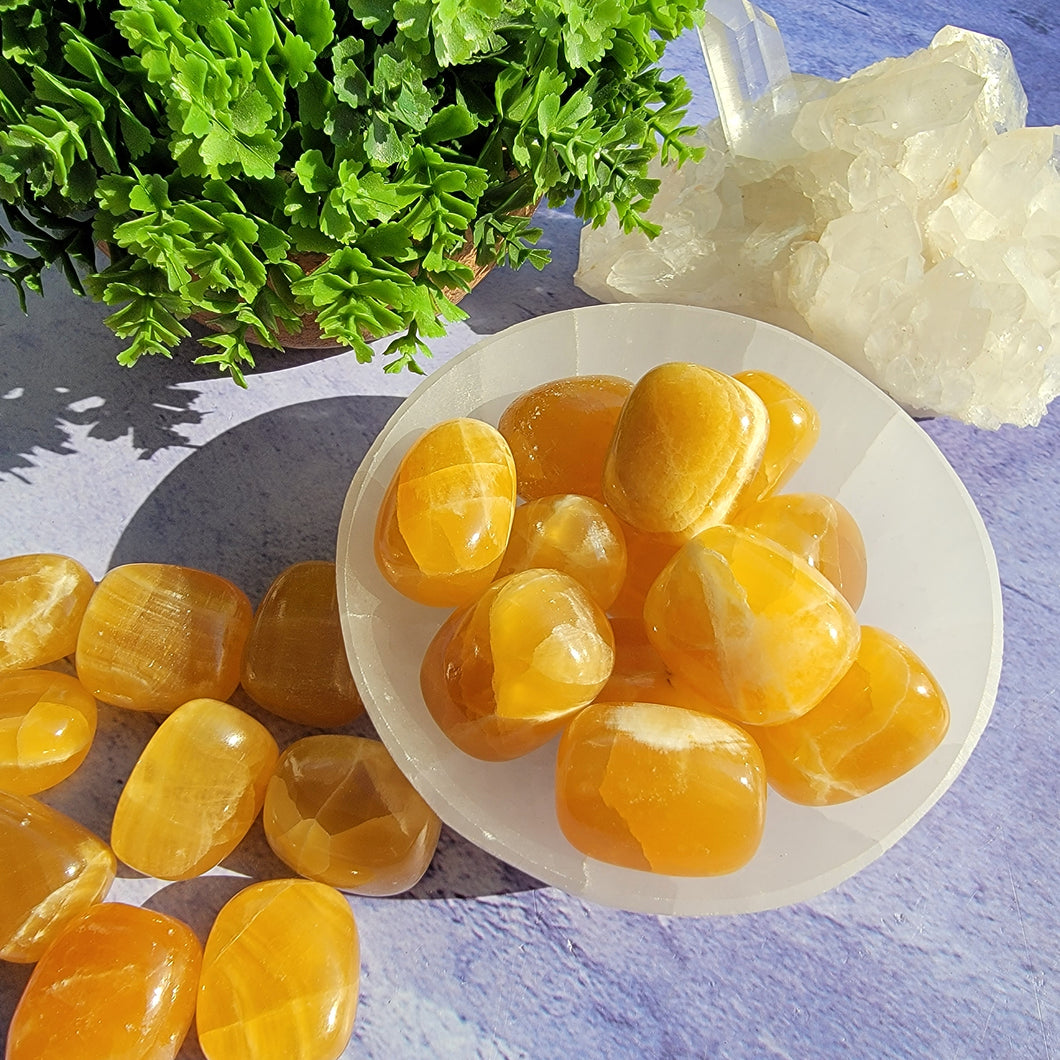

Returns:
432,0,503,66
422,102,478,144
290,0,336,52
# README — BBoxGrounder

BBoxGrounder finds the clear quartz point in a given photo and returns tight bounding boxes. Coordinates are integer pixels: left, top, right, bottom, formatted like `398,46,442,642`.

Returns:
698,0,797,154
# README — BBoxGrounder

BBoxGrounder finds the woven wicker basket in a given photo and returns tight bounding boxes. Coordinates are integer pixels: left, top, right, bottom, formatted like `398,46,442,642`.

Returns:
192,232,501,350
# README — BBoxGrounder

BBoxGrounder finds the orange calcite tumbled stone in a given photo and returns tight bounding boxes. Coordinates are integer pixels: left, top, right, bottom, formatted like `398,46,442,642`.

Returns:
264,735,441,895
595,618,722,715
752,626,950,805
497,374,633,501
421,568,615,760
75,563,252,713
644,525,860,727
197,879,359,1060
0,790,116,962
0,553,95,673
732,370,820,507
110,698,279,880
374,418,517,607
241,561,364,726
6,902,202,1060
602,362,769,541
556,701,766,875
606,522,681,620
496,494,627,610
0,669,97,795
733,492,868,609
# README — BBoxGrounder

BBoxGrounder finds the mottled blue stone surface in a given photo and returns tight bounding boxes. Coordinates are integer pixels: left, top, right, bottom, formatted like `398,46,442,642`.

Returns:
2,3,1058,1057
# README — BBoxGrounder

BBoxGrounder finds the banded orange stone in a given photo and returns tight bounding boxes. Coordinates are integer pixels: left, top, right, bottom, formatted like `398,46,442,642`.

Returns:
732,492,868,609
497,374,633,501
374,418,517,607
110,698,279,880
75,563,252,713
556,701,767,875
496,493,627,610
0,553,95,674
241,561,364,727
0,669,97,795
732,369,820,507
751,626,950,804
197,879,359,1060
420,568,614,760
0,789,116,963
643,525,860,726
602,362,768,541
6,902,201,1060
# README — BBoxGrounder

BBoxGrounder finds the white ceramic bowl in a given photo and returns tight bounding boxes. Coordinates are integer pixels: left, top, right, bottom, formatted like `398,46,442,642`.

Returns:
335,303,1003,915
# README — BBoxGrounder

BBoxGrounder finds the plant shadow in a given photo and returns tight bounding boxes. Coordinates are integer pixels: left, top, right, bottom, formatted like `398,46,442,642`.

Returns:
107,394,400,601
0,250,350,483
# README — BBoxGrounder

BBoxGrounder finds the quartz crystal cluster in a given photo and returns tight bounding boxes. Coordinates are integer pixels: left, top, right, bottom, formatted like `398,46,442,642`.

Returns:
575,19,1059,428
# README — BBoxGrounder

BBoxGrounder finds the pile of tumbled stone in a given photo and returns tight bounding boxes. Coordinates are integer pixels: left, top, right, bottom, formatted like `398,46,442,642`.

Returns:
576,27,1060,428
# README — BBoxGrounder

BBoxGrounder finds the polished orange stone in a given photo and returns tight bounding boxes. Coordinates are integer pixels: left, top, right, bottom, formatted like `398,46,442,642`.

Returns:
556,701,767,875
75,563,252,713
0,669,97,795
0,790,116,963
751,626,950,804
732,370,820,507
6,902,201,1060
733,492,868,609
197,879,359,1060
606,522,681,620
0,554,95,674
496,494,627,610
110,698,279,880
497,374,632,501
241,561,364,727
374,418,517,607
602,363,768,541
420,568,614,760
644,525,860,726
595,617,722,714
264,735,441,895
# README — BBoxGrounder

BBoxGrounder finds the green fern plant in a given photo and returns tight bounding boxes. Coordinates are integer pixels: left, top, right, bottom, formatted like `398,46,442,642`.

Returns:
0,0,703,384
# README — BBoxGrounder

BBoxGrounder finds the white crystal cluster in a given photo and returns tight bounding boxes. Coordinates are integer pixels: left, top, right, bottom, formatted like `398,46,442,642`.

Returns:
576,27,1060,428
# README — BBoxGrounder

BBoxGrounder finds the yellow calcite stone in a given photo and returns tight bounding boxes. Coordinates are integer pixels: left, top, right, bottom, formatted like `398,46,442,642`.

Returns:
556,701,767,875
733,492,868,609
420,568,615,760
644,525,860,727
602,362,769,541
197,879,359,1060
0,554,95,673
732,370,820,507
110,698,279,880
6,902,202,1060
497,374,633,501
374,418,518,607
752,626,950,804
264,735,441,895
241,561,364,726
496,494,627,610
606,522,681,620
595,617,722,715
0,669,97,795
75,563,253,713
0,790,116,963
